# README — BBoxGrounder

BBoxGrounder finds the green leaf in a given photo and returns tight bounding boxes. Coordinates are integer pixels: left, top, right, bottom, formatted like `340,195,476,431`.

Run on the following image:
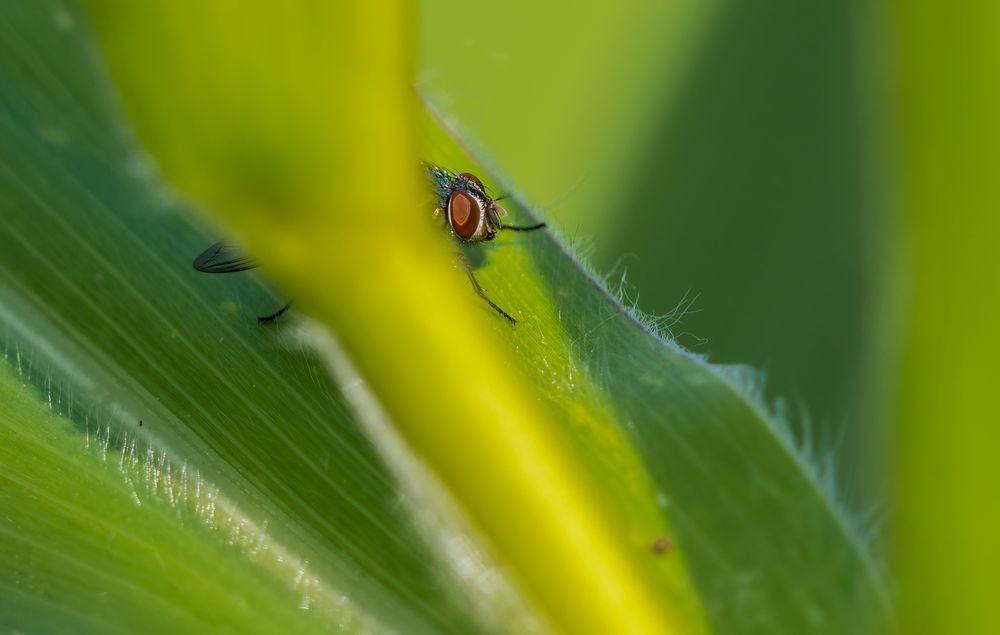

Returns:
0,2,893,634
420,112,894,635
0,362,373,634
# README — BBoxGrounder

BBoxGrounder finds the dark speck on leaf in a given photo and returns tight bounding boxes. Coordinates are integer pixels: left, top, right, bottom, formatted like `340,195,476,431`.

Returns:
652,536,671,554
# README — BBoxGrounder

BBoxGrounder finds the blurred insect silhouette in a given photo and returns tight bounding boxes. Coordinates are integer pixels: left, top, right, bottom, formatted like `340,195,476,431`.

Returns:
193,164,546,324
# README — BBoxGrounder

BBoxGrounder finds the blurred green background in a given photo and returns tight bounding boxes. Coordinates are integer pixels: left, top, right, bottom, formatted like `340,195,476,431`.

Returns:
419,0,887,503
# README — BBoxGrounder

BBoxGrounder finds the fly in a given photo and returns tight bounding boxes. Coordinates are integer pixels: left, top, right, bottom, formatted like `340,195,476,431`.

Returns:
193,163,546,324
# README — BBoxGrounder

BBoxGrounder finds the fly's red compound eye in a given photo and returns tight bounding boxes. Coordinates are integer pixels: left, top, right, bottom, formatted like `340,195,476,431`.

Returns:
459,172,484,189
448,190,483,239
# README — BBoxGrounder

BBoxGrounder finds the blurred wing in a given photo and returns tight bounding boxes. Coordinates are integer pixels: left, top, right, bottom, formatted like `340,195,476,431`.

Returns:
192,241,257,273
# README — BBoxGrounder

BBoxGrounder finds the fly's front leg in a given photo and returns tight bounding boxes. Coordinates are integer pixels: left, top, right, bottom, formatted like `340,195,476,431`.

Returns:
500,222,546,232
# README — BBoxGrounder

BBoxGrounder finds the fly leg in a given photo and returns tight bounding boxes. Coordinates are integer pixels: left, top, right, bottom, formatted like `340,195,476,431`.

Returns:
258,301,292,324
457,253,516,325
500,222,546,232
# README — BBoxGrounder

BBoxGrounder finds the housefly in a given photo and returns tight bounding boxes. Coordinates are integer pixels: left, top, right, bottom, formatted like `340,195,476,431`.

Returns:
193,163,546,324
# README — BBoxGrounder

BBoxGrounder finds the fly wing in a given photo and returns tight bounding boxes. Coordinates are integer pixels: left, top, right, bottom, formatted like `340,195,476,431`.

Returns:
192,241,257,273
